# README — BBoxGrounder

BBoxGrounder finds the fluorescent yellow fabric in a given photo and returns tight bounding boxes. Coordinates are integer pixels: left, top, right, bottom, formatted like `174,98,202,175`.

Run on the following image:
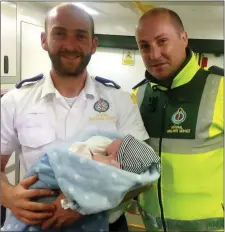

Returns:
140,148,223,219
130,88,138,104
133,54,224,231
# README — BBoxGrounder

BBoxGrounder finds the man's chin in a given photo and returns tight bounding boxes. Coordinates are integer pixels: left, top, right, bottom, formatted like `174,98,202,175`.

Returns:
60,64,82,75
149,71,169,80
155,75,170,81
53,67,80,78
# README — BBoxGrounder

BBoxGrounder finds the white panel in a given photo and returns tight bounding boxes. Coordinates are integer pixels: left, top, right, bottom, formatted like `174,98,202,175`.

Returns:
88,47,146,92
21,22,51,79
1,2,17,77
17,2,46,27
203,53,224,68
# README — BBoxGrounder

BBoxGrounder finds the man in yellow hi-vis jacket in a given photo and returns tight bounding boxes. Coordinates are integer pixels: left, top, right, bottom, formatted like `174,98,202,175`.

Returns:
131,7,224,232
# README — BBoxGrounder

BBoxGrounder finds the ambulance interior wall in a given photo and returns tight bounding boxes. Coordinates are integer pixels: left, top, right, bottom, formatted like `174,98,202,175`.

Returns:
1,2,47,185
1,2,224,185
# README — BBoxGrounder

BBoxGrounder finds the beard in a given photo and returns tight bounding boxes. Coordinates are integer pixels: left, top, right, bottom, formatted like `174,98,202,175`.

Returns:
48,50,92,78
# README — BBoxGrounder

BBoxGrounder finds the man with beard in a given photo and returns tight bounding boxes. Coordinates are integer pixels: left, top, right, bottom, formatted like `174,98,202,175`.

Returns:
1,3,149,231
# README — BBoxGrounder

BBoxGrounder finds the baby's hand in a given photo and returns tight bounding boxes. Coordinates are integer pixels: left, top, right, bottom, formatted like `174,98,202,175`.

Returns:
106,139,122,158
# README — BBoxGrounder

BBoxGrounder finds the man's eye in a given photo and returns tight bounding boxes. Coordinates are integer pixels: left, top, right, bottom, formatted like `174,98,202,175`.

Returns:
77,34,86,40
140,44,149,50
54,32,65,36
158,39,168,45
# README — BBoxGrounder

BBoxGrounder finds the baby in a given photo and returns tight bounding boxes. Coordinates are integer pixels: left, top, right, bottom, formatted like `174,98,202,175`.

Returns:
68,134,160,175
69,136,121,167
2,133,161,232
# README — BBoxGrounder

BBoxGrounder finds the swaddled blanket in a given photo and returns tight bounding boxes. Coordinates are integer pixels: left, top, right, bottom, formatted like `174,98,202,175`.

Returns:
2,130,160,232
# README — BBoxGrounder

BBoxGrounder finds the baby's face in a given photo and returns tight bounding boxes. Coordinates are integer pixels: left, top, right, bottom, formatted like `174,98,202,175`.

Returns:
106,139,122,158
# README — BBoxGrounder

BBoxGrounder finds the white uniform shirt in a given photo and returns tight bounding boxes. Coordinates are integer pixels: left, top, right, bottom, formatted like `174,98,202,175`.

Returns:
1,74,149,173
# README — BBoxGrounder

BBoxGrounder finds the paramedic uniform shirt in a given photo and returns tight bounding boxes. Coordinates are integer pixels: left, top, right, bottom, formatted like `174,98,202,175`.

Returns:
1,74,149,173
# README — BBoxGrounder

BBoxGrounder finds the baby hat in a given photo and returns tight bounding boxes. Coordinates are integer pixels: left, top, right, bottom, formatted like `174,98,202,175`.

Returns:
116,135,160,174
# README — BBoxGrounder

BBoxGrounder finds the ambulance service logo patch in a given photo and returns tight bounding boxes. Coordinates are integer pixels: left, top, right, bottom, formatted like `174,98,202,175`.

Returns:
94,98,109,112
171,108,186,125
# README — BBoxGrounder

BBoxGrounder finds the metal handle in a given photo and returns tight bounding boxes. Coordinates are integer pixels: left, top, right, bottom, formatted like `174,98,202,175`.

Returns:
4,55,9,74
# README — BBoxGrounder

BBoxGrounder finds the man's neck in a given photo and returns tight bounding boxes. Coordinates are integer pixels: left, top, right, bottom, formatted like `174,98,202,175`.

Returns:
50,69,87,98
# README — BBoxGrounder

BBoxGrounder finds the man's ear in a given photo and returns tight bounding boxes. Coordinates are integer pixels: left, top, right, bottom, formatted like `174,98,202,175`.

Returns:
41,32,48,51
91,36,98,54
181,31,188,47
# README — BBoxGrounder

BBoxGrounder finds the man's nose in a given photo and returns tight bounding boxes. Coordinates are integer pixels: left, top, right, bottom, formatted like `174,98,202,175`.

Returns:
149,46,161,60
63,34,79,51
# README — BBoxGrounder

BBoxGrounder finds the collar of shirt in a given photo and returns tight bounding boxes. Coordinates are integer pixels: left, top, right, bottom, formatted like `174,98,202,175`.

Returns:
40,73,97,100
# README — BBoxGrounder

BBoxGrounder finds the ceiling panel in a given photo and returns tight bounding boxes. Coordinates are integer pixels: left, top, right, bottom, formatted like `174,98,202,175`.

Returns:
85,2,138,17
35,2,139,17
31,1,224,38
134,1,224,23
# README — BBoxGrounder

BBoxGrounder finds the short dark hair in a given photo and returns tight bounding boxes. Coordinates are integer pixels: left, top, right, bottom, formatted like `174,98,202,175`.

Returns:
140,7,184,33
44,4,95,37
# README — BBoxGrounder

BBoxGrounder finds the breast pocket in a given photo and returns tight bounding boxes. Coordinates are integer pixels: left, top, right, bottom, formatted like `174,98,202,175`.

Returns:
18,113,56,148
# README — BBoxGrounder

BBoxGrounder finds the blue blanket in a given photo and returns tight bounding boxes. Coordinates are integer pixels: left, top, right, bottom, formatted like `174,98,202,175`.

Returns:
2,130,160,231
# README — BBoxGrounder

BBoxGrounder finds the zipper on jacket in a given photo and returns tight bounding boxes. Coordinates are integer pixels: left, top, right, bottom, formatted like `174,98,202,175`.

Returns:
157,100,168,232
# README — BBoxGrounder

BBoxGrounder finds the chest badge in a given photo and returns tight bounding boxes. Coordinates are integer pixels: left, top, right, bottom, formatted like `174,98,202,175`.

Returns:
94,98,109,112
90,99,115,121
171,108,186,125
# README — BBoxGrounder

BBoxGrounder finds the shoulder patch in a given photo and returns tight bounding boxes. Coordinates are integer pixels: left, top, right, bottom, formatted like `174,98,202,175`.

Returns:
132,79,149,90
16,74,44,89
95,76,121,89
209,66,224,76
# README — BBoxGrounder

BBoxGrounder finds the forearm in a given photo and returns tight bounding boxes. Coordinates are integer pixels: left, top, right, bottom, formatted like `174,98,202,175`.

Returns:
1,172,14,207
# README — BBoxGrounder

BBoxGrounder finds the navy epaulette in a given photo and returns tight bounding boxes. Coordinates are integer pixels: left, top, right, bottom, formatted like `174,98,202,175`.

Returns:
95,76,121,89
16,74,44,89
208,66,224,76
132,79,150,90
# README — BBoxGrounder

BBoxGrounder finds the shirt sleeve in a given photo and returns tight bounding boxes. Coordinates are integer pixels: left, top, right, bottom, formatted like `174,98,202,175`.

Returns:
115,90,149,141
1,92,20,155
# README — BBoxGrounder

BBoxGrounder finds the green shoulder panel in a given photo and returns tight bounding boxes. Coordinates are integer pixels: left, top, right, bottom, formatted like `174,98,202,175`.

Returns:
209,66,224,76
